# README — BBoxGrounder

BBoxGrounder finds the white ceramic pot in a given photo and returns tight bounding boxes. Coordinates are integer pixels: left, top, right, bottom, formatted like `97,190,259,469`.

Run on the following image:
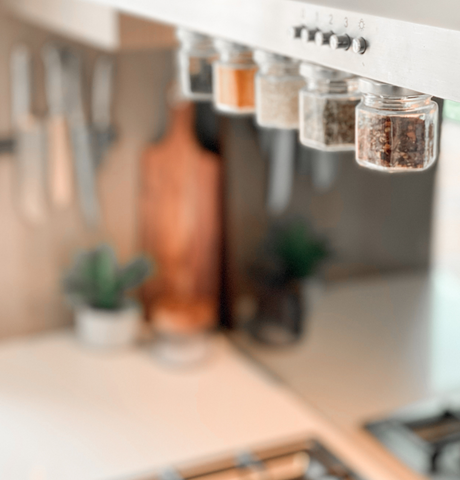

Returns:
75,303,141,349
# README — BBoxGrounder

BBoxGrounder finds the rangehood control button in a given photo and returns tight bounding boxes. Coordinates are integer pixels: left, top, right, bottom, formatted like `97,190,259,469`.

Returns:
330,34,350,50
315,31,333,46
352,37,367,54
289,25,305,39
301,27,318,43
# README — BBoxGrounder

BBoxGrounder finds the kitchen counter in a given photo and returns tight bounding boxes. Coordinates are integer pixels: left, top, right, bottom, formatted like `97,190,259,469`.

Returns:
2,271,457,480
234,269,460,480
0,329,406,480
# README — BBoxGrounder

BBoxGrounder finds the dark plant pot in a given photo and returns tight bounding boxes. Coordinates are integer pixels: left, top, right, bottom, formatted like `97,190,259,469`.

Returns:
248,280,305,346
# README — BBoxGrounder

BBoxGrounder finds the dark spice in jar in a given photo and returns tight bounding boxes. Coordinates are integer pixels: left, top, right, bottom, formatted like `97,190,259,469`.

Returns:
302,97,358,147
323,99,357,145
357,114,435,169
188,57,214,94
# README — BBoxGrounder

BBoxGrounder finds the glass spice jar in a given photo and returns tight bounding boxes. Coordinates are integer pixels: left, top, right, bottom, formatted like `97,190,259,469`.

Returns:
356,79,438,172
254,50,305,129
299,63,361,151
176,28,217,101
213,40,257,115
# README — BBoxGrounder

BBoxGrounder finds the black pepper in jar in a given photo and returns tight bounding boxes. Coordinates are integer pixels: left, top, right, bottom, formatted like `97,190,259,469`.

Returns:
323,99,358,146
300,96,359,149
355,78,438,172
298,64,360,152
357,113,435,170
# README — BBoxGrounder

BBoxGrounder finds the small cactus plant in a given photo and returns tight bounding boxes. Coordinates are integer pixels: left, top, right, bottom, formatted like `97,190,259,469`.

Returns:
63,244,152,311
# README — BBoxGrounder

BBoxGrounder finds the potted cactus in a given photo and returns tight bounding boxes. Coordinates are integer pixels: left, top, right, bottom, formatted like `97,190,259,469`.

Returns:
63,244,152,348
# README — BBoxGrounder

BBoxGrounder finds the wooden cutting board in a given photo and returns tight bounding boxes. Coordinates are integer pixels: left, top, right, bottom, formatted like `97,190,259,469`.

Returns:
140,101,222,334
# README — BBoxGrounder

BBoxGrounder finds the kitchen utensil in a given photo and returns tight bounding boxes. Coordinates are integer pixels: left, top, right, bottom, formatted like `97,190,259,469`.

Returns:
91,55,115,167
266,129,296,215
11,44,48,225
140,88,222,341
311,154,339,193
63,50,100,227
42,44,74,209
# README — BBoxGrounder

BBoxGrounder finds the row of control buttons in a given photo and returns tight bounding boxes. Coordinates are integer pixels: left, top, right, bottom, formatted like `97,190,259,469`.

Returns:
290,26,367,54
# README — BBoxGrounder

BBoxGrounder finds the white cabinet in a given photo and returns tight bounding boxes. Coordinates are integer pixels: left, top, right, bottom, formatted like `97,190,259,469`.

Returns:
2,0,176,50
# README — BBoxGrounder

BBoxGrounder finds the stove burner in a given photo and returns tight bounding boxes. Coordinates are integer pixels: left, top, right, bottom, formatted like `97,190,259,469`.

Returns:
366,406,460,479
404,410,460,472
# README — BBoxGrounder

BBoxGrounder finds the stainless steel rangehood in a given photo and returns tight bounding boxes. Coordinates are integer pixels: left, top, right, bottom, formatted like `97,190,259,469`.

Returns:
90,0,460,101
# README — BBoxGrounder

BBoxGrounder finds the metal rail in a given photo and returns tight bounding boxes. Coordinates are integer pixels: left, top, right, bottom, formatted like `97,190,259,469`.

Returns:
90,0,460,101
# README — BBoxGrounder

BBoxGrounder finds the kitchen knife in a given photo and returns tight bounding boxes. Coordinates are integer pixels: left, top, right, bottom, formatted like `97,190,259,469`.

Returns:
311,153,339,192
42,44,74,209
266,129,296,215
91,55,115,167
11,44,48,225
63,50,100,227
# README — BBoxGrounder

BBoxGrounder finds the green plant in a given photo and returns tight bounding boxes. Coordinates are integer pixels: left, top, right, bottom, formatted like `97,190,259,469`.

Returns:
63,244,152,310
252,218,329,286
273,219,328,280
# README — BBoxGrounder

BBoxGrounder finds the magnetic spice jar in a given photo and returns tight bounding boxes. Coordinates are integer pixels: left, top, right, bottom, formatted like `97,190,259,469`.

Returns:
213,40,257,114
299,63,360,151
254,50,305,129
356,79,438,172
176,28,217,101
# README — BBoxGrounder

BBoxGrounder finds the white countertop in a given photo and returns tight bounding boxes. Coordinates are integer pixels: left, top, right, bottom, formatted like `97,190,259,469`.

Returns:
0,333,308,480
235,269,460,480
3,271,457,480
0,330,399,480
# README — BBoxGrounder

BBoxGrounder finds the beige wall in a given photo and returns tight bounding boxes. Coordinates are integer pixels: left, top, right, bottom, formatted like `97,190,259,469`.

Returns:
0,9,437,340
0,10,173,339
223,117,436,294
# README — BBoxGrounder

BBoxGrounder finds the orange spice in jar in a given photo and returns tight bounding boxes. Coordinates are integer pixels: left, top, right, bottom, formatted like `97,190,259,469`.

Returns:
213,40,257,114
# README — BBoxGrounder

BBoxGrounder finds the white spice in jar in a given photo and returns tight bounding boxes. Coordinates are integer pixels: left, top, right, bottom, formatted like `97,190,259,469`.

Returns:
256,75,305,129
254,50,305,130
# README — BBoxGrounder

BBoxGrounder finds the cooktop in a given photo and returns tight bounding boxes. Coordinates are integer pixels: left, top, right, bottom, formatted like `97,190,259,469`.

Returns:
367,402,460,480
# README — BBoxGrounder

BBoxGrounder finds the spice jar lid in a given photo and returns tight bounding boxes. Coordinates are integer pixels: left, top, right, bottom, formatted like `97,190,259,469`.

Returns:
176,28,214,48
253,49,299,65
299,63,354,80
213,39,252,53
358,78,423,97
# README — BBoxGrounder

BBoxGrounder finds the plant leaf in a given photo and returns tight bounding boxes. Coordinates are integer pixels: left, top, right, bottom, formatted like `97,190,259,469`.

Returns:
92,245,120,309
117,256,152,291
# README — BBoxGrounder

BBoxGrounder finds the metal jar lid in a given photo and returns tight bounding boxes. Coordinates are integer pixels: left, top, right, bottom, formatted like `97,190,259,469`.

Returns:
358,78,423,96
176,28,214,48
213,38,252,53
299,62,355,80
253,49,298,65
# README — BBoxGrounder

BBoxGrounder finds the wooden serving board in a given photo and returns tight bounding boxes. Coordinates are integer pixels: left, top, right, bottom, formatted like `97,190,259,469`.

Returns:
140,101,222,333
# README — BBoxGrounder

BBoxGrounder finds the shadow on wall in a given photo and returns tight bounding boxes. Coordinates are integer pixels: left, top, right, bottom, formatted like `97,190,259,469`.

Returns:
221,115,436,295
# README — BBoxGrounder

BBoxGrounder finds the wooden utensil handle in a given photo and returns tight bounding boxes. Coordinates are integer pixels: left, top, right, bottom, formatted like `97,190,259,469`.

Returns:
48,115,74,208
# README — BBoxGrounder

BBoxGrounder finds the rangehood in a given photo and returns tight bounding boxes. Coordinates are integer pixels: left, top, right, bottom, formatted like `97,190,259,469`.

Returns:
87,0,460,102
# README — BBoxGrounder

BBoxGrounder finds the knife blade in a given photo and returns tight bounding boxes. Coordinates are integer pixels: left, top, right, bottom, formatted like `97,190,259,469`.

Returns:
92,55,115,167
11,44,48,225
266,129,296,215
42,44,74,209
63,50,100,227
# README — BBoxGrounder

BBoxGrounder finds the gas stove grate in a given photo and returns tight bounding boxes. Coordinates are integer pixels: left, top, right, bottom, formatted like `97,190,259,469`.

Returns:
366,408,460,479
